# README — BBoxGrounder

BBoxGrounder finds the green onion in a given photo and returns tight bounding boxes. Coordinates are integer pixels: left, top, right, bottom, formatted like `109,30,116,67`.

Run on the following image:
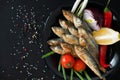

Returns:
84,71,91,80
70,69,74,80
62,66,67,80
74,70,84,80
58,57,61,71
77,0,88,16
75,2,83,16
71,0,81,13
41,51,54,59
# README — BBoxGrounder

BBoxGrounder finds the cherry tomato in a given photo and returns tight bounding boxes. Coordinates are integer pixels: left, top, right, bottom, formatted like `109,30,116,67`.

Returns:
73,58,86,72
61,53,75,69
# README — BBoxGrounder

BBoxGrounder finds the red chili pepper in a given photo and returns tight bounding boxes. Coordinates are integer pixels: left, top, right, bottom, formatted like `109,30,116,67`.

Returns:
100,45,110,68
104,0,112,27
99,0,112,68
104,11,112,27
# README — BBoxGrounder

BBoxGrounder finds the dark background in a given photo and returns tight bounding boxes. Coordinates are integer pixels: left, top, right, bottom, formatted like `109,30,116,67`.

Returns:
0,0,120,80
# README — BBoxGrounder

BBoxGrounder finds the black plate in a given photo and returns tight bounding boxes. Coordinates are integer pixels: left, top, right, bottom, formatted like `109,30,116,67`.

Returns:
43,1,120,80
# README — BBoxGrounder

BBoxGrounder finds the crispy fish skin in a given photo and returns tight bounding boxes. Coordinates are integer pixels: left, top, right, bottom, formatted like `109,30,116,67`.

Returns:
59,19,79,37
58,19,98,52
52,27,66,37
68,27,79,37
50,45,73,55
50,43,78,57
82,21,92,32
79,37,87,47
52,26,79,45
77,27,106,72
62,34,79,45
62,9,82,29
78,27,99,58
60,42,78,57
78,27,99,53
62,10,92,32
78,27,98,52
50,46,64,55
62,10,75,23
59,19,67,29
73,15,82,28
47,38,63,45
59,19,72,29
74,45,104,79
60,42,72,53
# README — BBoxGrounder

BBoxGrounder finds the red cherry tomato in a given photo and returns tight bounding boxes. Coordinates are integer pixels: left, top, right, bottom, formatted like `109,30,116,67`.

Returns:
61,53,75,69
73,58,86,72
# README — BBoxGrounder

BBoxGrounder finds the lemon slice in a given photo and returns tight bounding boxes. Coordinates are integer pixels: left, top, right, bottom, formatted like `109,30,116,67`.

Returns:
93,28,120,45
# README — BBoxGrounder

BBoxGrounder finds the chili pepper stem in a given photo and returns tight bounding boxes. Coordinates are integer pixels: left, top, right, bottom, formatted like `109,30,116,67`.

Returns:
104,0,111,12
105,0,111,8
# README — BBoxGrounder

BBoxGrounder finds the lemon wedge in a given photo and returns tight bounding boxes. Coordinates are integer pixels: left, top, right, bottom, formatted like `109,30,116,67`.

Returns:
93,28,120,45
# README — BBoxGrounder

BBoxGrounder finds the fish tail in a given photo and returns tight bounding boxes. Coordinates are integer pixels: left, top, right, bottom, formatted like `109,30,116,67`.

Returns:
99,66,107,73
102,77,106,80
